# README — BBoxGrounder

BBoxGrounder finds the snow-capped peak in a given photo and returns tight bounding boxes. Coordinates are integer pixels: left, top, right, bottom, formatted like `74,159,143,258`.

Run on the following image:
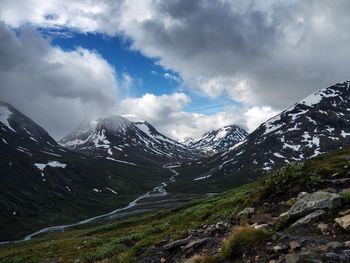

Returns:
60,114,195,165
185,124,248,154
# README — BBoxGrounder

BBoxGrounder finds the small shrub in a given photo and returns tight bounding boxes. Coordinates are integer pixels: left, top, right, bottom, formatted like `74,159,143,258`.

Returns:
221,226,270,258
146,222,170,234
195,227,271,263
340,190,350,205
259,163,322,197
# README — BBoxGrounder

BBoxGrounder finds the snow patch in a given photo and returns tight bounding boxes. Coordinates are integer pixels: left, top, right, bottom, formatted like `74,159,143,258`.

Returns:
34,161,67,171
193,174,212,181
0,105,15,132
105,187,118,195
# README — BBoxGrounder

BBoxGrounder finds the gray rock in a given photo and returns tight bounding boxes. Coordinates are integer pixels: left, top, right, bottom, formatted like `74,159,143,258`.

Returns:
326,241,344,250
183,238,210,251
317,222,329,233
335,214,350,231
290,210,325,228
289,241,301,251
273,244,288,253
163,237,191,250
238,207,255,217
288,191,341,218
285,253,301,263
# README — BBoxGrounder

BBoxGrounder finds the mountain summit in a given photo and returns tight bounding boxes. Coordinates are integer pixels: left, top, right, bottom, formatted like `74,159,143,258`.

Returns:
60,115,195,166
183,125,248,154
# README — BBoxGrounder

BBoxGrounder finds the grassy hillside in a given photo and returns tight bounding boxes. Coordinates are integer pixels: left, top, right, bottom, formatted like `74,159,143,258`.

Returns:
1,147,350,262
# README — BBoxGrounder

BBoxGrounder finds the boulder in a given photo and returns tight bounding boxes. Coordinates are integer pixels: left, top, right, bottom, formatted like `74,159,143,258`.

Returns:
326,241,344,251
290,210,325,228
163,237,191,250
288,191,341,219
183,238,210,251
335,214,350,231
238,207,255,217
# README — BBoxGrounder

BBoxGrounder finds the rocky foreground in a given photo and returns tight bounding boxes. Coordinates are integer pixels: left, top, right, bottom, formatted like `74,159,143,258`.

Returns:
144,166,350,262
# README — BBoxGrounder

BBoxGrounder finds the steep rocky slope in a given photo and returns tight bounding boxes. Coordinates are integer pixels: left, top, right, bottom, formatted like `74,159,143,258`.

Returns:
172,81,350,191
0,102,172,241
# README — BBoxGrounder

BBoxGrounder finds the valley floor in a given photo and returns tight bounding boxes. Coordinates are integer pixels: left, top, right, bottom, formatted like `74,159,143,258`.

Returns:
2,148,350,262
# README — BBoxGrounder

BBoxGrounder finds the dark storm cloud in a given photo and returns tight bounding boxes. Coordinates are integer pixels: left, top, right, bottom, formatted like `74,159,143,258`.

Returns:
127,0,350,108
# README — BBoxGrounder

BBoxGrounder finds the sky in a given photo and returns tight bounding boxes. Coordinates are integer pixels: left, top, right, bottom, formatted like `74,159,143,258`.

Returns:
0,0,350,140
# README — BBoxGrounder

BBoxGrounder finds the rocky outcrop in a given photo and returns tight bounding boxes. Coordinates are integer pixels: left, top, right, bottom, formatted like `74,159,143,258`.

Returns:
290,210,326,228
288,191,341,218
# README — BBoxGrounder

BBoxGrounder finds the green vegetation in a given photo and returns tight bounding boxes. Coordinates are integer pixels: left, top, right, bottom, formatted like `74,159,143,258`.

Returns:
258,162,322,198
1,147,350,262
195,227,271,263
340,190,350,205
0,183,255,263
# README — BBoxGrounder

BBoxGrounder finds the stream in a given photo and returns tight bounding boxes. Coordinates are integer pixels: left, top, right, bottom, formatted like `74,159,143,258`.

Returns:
1,165,199,244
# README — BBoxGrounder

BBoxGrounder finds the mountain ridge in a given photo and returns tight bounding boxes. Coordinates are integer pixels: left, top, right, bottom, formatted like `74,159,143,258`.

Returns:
170,81,350,192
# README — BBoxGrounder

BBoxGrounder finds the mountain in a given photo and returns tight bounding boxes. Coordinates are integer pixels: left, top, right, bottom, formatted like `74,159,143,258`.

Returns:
60,115,195,166
183,125,248,154
0,102,172,241
170,81,350,192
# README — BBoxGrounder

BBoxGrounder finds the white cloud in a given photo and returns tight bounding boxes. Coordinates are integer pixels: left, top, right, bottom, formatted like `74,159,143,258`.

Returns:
119,92,255,140
0,0,125,35
163,72,180,82
244,106,280,132
0,24,118,139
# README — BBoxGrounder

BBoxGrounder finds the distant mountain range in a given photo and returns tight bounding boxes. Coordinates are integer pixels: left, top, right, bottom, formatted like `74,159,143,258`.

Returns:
182,125,248,154
170,81,350,192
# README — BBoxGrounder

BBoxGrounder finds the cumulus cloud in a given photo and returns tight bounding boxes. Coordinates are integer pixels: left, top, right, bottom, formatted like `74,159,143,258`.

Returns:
244,106,280,132
118,92,268,139
163,72,180,83
0,23,118,139
0,0,125,35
